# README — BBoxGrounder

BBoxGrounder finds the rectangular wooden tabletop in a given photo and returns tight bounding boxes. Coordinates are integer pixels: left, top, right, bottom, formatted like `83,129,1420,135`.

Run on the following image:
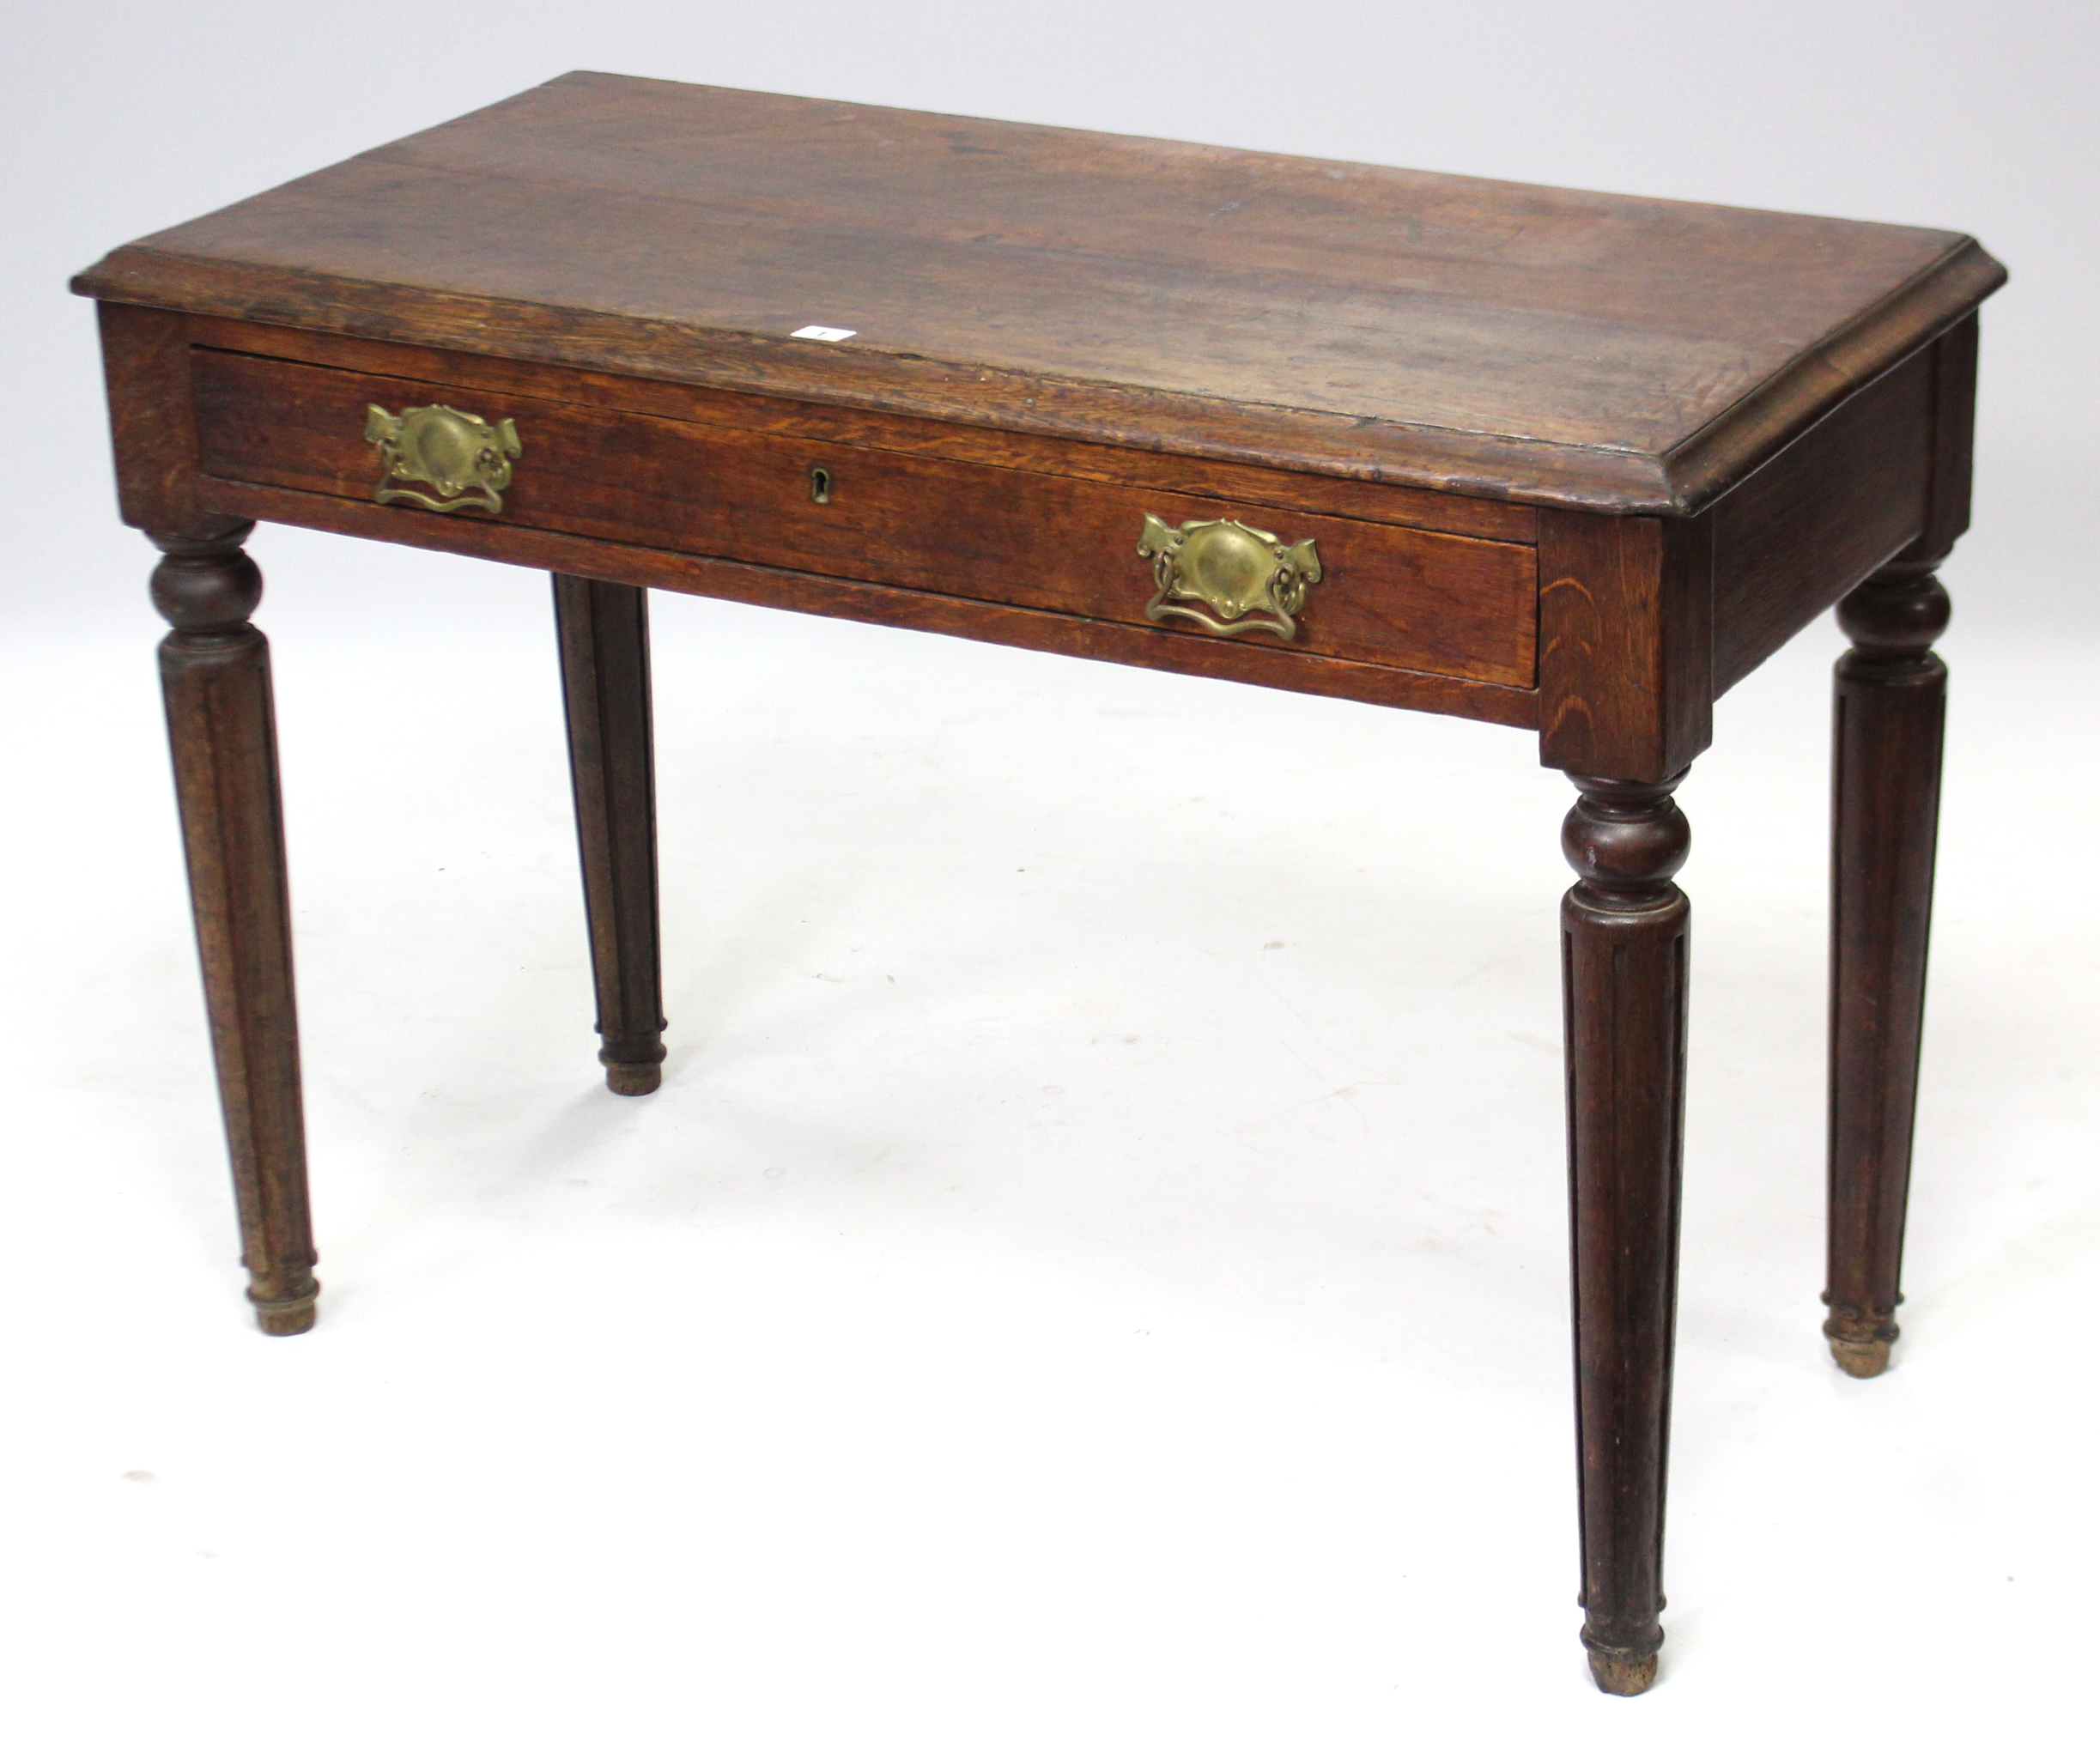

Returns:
75,71,2001,513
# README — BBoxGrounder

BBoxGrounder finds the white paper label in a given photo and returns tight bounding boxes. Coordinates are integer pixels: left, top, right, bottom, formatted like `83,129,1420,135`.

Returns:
789,325,857,342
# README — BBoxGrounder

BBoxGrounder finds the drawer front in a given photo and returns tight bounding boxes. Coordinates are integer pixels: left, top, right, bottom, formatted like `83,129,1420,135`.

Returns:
192,349,1538,688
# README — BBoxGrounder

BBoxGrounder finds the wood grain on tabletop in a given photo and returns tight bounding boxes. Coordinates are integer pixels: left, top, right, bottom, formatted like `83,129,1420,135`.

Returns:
72,71,2005,513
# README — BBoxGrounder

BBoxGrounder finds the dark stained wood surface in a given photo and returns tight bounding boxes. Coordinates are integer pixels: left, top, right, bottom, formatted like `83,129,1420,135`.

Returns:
1539,511,1712,781
74,72,2004,514
555,575,667,1097
190,345,1541,688
1825,562,1949,1378
151,523,318,1336
1710,346,1932,695
1905,313,1982,567
1559,772,1691,1695
181,316,1538,544
194,470,1540,730
96,303,245,543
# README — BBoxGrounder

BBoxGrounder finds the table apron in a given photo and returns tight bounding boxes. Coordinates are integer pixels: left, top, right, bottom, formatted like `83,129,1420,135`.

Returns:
187,345,1541,705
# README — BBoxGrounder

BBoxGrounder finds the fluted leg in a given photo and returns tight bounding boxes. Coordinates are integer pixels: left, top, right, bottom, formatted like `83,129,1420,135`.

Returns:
555,573,666,1095
154,522,318,1335
1825,562,1949,1377
1561,773,1690,1695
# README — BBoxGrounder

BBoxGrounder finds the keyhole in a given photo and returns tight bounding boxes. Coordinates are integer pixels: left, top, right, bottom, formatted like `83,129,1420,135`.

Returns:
810,464,832,505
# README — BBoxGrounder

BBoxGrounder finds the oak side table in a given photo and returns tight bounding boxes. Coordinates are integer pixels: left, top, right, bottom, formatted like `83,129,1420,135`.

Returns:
74,73,2006,1695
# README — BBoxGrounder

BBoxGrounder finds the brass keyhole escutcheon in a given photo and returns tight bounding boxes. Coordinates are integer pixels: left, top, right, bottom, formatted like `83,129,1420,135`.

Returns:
1136,514,1320,640
810,464,832,505
363,403,521,515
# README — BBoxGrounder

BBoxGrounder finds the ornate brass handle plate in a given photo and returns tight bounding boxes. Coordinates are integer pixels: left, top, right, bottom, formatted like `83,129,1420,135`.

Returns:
363,403,522,514
1137,514,1320,640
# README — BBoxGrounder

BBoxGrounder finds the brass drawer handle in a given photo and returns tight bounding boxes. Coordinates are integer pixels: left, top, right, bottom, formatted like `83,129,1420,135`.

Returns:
364,403,521,514
1137,514,1320,640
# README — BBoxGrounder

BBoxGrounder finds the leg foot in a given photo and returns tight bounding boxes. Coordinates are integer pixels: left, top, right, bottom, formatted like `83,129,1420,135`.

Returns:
1587,1647,1660,1697
1825,1329,1894,1378
604,1058,665,1097
252,1281,321,1337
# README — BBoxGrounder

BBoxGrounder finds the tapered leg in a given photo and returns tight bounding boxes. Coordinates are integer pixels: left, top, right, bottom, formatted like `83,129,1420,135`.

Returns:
1825,561,1949,1377
554,573,667,1095
153,522,319,1335
1561,773,1690,1696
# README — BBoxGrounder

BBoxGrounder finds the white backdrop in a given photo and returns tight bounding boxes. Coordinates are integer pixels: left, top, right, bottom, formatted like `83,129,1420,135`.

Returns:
3,4,2095,1741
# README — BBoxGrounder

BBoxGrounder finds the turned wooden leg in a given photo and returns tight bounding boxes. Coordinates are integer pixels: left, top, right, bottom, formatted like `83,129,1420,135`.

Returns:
1561,773,1690,1696
153,522,319,1335
1825,561,1949,1378
554,573,666,1095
